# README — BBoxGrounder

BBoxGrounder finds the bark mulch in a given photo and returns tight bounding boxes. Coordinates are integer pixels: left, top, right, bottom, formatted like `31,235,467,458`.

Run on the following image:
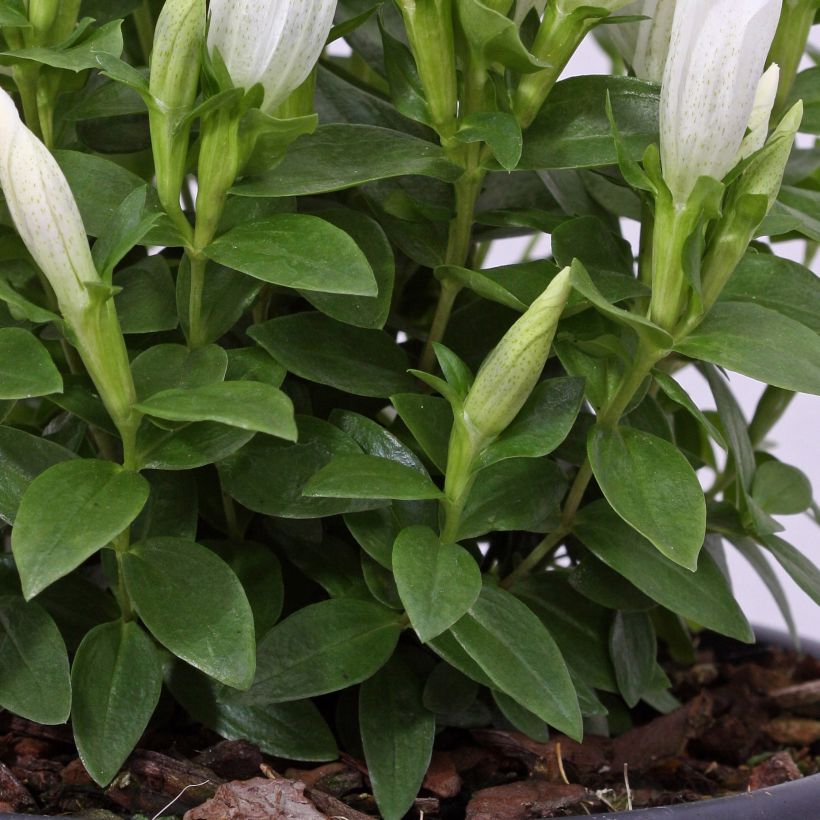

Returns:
1,638,819,819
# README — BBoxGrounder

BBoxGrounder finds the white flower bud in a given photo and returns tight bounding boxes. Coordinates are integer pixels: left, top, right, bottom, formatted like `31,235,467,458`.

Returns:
207,0,338,114
607,0,675,83
660,0,783,204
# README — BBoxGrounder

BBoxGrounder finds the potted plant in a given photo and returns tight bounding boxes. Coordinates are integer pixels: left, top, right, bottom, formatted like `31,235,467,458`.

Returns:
0,0,818,817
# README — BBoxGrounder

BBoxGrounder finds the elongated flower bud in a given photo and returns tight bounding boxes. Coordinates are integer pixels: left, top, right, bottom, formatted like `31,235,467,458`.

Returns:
607,0,675,83
208,0,337,114
27,0,58,42
0,89,138,437
463,268,571,441
149,0,205,236
660,0,783,204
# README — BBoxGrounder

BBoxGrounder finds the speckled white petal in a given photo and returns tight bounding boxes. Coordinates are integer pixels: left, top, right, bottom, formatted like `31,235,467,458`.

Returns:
631,0,675,83
258,0,337,112
660,0,782,203
208,0,291,91
738,63,780,161
0,89,95,317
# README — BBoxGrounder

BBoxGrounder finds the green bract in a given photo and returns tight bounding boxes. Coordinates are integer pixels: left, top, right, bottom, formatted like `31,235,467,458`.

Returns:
0,1,815,813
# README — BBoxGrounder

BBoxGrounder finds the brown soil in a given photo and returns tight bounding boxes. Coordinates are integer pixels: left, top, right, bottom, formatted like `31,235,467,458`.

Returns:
1,636,819,819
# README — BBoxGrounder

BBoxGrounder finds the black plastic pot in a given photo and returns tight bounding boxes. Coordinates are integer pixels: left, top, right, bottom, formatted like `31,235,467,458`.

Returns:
1,629,818,819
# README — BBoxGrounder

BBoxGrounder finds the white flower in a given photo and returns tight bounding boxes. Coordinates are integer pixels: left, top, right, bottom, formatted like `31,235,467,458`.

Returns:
738,63,781,162
660,0,783,204
607,0,676,83
0,88,97,319
207,0,338,113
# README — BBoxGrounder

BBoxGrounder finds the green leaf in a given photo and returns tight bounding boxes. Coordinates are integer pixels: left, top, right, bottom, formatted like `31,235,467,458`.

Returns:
752,460,813,516
570,261,672,348
122,538,256,689
391,393,453,473
137,422,254,471
588,424,706,570
493,689,550,742
226,347,286,387
250,312,416,398
0,0,29,27
300,209,395,329
609,611,656,708
0,595,71,724
219,416,383,518
393,526,482,643
569,553,654,611
71,621,162,786
511,574,617,692
360,656,435,820
242,599,401,704
114,256,178,334
0,328,62,399
459,458,567,540
449,585,582,739
205,214,377,296
455,0,546,73
760,534,820,607
720,252,820,335
136,382,297,441
131,470,198,543
479,378,584,469
653,371,727,450
167,662,337,761
2,19,124,71
233,124,461,197
0,275,61,326
303,454,443,501
456,112,523,171
676,302,820,395
12,460,149,599
520,76,659,170
0,426,76,524
436,265,527,313
131,343,228,400
574,501,753,642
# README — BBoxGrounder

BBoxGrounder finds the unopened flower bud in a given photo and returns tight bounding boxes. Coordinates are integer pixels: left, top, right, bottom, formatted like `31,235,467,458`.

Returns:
463,268,571,442
26,0,58,42
606,0,675,83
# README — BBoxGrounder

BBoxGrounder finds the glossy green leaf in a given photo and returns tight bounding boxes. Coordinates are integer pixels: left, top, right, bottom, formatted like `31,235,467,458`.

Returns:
0,328,62,399
131,470,198,542
360,656,435,820
609,611,656,708
574,501,753,641
0,595,71,724
131,343,227,400
520,76,659,170
393,526,482,642
457,112,523,171
242,599,401,704
569,553,654,612
122,538,256,689
459,458,567,540
219,416,383,518
226,347,286,387
167,662,337,761
233,124,461,197
250,312,416,397
71,620,162,786
654,371,727,450
479,378,584,468
137,422,254,471
303,454,443,501
449,584,582,739
752,460,813,516
391,393,453,473
0,426,76,524
436,265,527,313
12,460,149,599
136,381,296,440
676,302,820,395
588,424,706,570
301,209,395,329
493,689,550,742
114,257,178,334
205,214,377,296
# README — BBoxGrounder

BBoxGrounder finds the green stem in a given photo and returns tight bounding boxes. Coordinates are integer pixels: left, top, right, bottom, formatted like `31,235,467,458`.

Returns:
648,196,691,332
187,252,208,349
113,530,134,621
769,0,816,117
13,64,42,138
501,344,660,587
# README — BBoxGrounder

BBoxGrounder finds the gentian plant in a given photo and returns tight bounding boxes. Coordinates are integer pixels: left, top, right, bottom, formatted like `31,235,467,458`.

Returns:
0,0,817,816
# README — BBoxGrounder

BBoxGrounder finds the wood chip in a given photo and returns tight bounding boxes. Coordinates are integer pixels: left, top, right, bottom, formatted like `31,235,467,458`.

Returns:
748,751,803,790
423,751,462,798
763,717,820,746
466,780,593,820
192,740,263,781
0,760,37,812
184,777,328,820
768,679,820,710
